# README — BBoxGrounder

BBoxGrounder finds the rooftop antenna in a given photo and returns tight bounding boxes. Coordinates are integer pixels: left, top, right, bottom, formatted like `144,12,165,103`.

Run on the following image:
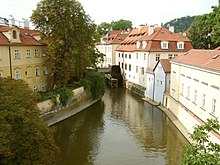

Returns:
9,15,15,25
22,18,29,29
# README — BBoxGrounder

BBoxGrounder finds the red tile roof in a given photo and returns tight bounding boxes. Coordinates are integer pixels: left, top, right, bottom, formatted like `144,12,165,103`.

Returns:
153,59,171,73
116,26,192,52
171,49,220,72
0,25,46,46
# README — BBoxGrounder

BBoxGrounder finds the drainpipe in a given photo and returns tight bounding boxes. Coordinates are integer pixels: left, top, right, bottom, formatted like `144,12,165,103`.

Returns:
8,45,12,80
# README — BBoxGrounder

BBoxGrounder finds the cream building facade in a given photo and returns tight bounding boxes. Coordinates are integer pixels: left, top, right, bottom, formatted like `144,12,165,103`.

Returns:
96,30,128,68
164,49,220,143
0,25,47,92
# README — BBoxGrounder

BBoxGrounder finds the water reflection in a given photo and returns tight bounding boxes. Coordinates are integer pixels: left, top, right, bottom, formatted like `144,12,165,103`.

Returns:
55,88,188,165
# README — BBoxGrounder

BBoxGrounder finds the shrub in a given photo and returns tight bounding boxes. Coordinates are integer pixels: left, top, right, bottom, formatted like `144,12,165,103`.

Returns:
80,70,106,99
57,87,74,106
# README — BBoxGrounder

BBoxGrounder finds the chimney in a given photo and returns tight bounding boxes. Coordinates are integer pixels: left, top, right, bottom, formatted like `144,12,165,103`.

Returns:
148,25,154,36
139,24,145,31
169,26,174,33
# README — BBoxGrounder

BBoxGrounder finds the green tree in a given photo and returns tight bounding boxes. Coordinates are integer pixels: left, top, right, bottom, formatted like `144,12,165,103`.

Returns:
31,0,98,89
188,3,220,49
0,78,60,164
96,22,111,36
163,16,195,33
80,70,106,99
111,19,132,31
182,118,220,165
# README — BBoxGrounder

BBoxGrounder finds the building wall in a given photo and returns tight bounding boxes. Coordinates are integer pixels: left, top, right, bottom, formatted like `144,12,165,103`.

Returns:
145,73,154,99
165,62,220,144
0,45,47,92
154,63,166,103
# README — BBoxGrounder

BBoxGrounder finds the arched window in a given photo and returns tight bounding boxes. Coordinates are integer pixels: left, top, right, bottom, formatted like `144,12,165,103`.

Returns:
12,30,17,39
15,69,21,80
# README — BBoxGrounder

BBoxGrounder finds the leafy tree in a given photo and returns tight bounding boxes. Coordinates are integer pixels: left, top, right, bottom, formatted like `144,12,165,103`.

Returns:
0,78,60,164
111,19,132,31
182,118,220,165
163,16,195,33
96,22,111,36
31,0,100,89
188,3,220,49
80,70,106,99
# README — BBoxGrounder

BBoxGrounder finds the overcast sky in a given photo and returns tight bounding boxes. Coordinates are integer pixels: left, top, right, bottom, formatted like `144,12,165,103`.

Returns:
0,0,218,28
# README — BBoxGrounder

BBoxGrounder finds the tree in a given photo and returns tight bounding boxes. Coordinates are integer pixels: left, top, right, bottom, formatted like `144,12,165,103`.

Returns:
163,16,195,33
31,0,99,89
188,3,220,49
111,19,132,31
96,22,111,36
182,118,220,165
0,78,60,164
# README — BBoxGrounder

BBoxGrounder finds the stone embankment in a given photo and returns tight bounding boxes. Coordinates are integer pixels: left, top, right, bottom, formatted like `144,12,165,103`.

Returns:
37,87,100,126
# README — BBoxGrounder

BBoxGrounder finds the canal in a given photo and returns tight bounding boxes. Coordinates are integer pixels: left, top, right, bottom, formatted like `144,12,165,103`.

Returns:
54,88,188,165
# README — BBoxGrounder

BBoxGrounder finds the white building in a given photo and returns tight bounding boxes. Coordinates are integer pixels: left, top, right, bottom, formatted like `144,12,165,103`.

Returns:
96,30,128,68
153,59,171,104
165,49,220,144
116,25,192,96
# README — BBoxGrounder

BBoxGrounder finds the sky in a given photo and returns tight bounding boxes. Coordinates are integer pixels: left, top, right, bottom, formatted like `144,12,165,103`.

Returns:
0,0,219,28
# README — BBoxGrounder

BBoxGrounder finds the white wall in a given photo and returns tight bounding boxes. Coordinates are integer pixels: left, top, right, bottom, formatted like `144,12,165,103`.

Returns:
145,73,154,99
154,63,166,103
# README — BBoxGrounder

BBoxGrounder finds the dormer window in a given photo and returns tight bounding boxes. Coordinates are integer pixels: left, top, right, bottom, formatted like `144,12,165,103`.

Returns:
177,42,184,49
136,41,141,49
161,41,169,49
12,30,17,39
142,41,147,49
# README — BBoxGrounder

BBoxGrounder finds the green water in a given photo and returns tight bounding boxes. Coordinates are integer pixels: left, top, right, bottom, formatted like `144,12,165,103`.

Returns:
54,88,188,165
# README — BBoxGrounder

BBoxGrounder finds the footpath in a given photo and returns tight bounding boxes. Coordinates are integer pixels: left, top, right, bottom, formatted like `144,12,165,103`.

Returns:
142,97,193,144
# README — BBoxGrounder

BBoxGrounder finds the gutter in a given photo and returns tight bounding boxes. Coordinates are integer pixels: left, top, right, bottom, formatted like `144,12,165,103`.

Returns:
8,45,12,79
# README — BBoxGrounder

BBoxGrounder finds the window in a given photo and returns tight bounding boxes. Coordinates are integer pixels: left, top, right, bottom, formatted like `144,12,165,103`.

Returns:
122,53,124,58
211,99,216,115
168,54,173,59
129,64,131,71
43,67,47,75
161,41,169,49
136,41,141,49
15,69,21,80
193,90,197,104
129,54,131,59
42,47,46,57
12,30,17,39
136,53,138,59
34,49,40,57
141,67,144,75
42,83,46,92
142,41,147,49
136,66,138,73
26,50,31,58
174,54,178,58
33,85,38,92
118,53,120,58
144,54,146,60
186,86,190,99
35,68,40,76
202,94,206,109
125,54,127,58
181,83,184,95
14,49,21,59
122,63,124,69
156,54,160,61
125,63,127,70
118,62,120,66
177,42,184,49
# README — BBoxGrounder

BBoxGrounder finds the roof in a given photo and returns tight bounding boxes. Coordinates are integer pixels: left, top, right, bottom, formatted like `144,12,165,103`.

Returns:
0,25,46,46
153,59,171,73
116,26,148,52
171,49,220,72
116,26,192,52
99,30,128,45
